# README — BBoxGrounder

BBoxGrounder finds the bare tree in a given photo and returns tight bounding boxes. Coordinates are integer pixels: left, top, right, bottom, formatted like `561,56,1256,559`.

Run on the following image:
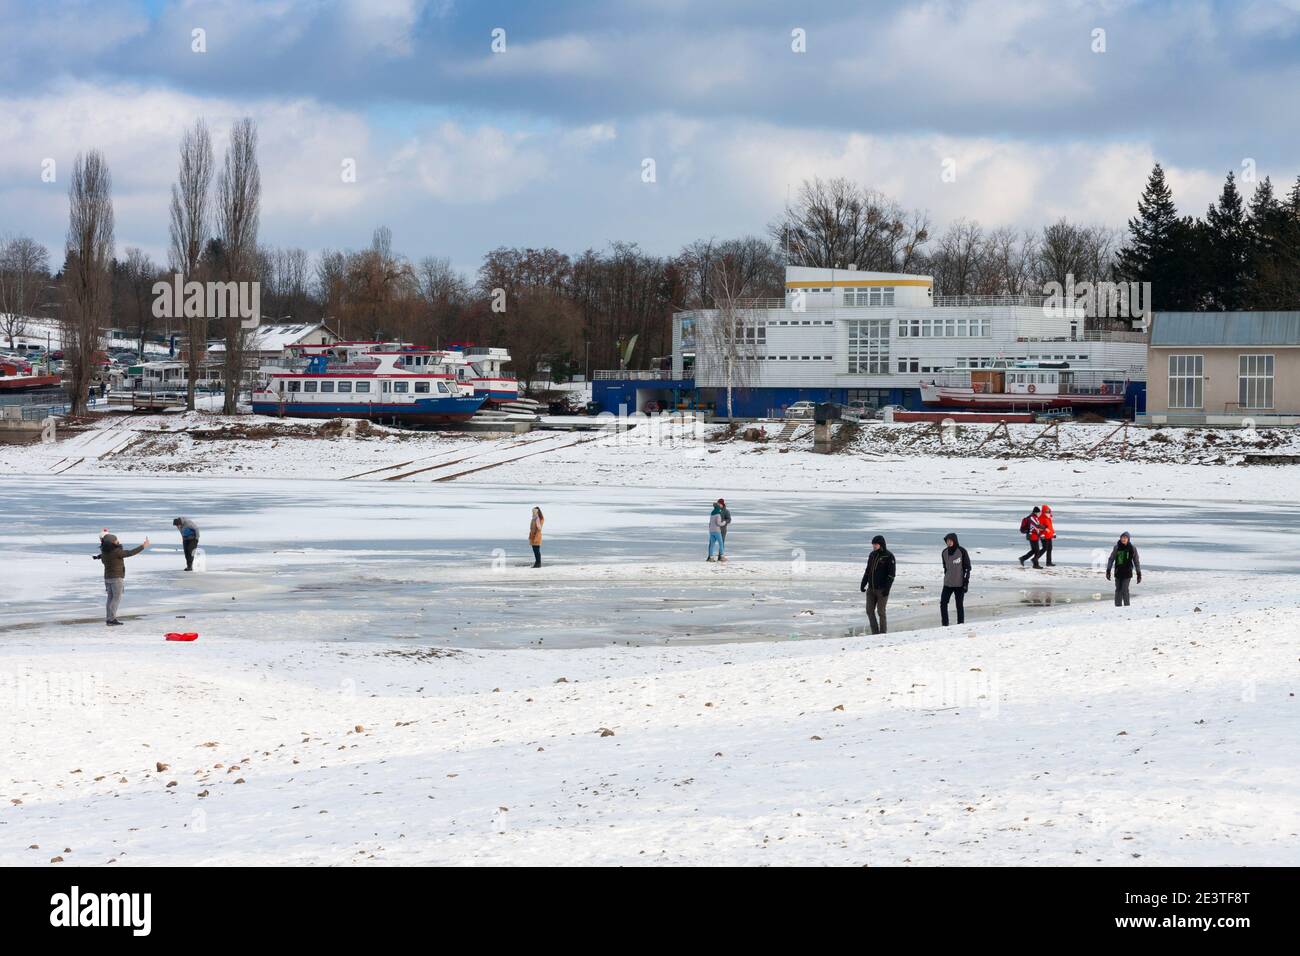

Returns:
169,119,214,410
61,150,115,416
770,177,931,272
215,117,260,413
0,235,51,348
122,247,159,357
704,256,762,418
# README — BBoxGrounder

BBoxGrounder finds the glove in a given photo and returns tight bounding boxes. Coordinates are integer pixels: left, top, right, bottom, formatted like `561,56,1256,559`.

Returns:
1105,572,1111,581
962,586,968,595
860,586,866,593
1136,573,1142,584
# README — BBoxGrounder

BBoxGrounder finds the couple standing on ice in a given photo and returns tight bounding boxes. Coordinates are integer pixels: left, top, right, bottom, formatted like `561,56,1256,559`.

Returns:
859,532,971,635
706,498,731,562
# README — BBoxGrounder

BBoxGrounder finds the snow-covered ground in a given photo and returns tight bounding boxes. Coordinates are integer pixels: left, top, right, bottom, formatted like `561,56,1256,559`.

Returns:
3,415,1299,865
5,411,1300,502
3,584,1297,866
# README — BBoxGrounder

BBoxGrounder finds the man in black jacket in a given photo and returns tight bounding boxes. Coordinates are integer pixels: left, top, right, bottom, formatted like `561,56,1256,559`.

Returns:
860,535,896,634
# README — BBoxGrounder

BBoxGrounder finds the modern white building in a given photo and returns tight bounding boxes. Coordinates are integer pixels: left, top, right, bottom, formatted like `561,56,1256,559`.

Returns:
668,266,1148,416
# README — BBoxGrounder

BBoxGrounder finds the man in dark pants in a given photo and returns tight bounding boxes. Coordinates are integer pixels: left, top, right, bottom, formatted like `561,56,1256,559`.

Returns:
1105,531,1142,606
859,534,896,634
940,532,971,626
173,517,200,571
1018,506,1042,568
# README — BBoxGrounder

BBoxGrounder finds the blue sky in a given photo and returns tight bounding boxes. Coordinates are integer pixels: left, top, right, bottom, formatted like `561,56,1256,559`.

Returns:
2,0,1299,274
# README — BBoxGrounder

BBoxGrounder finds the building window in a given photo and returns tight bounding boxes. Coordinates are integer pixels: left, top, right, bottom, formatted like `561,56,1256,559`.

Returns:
1239,354,1274,409
847,319,891,374
1168,354,1203,409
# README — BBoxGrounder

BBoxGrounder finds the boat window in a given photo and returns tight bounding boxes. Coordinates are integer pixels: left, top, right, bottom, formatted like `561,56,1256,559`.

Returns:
287,380,300,393
382,381,391,393
437,382,450,393
303,380,318,392
393,381,409,393
320,381,335,393
355,381,370,393
337,381,352,393
415,381,430,393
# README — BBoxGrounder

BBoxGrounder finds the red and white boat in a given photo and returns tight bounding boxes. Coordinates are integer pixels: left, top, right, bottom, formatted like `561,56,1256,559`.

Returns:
920,362,1130,410
0,359,60,392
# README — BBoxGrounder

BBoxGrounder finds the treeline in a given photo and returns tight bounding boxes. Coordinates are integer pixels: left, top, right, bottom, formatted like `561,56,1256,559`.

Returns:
7,161,1300,411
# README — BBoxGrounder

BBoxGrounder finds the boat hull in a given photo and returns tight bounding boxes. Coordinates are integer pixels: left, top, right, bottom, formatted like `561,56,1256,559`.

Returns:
0,374,61,392
920,385,1125,410
250,396,484,423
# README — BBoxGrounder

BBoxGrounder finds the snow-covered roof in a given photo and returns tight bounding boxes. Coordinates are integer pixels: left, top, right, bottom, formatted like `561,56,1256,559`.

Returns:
209,323,335,353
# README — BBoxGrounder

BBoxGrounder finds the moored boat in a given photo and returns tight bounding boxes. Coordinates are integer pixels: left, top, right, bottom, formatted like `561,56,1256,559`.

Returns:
251,351,484,423
920,362,1130,410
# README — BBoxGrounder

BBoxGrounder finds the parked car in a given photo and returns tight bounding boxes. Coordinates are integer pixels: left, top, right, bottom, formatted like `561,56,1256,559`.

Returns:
876,404,906,420
843,399,878,422
784,401,817,420
584,400,603,415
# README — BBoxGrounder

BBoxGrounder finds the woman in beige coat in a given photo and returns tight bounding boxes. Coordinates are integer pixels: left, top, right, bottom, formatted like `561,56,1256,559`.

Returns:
529,507,544,568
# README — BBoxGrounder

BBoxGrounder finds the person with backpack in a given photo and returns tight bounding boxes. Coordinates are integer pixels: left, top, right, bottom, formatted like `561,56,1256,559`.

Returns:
1039,504,1056,566
1018,506,1043,569
1105,532,1142,606
172,517,200,571
93,531,151,626
859,534,896,635
940,532,971,626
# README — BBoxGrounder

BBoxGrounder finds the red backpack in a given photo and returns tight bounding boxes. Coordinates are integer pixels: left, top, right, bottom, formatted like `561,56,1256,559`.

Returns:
1019,515,1032,534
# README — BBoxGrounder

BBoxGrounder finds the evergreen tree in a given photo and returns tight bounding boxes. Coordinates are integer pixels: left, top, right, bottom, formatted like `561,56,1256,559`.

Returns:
1115,163,1202,311
1203,171,1251,310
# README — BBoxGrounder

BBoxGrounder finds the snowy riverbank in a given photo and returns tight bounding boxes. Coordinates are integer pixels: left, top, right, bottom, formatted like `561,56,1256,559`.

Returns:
5,411,1300,502
3,583,1297,866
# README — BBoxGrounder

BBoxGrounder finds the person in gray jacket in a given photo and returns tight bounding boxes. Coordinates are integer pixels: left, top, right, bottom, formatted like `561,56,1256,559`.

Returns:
1105,532,1142,606
940,532,971,626
94,532,151,625
173,516,200,571
706,502,727,562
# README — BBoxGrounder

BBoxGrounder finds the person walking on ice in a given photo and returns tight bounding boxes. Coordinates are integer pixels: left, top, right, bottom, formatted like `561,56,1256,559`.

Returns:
94,531,150,626
940,532,970,626
1106,531,1142,606
1039,504,1056,566
173,516,200,571
706,501,727,562
860,535,896,634
529,507,544,568
1018,506,1043,569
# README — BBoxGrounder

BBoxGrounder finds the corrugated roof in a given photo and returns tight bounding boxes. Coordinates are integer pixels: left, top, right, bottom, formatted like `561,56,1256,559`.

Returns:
1151,311,1300,346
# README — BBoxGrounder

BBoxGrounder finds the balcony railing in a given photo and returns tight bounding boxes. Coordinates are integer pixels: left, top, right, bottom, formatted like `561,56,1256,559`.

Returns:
593,369,674,381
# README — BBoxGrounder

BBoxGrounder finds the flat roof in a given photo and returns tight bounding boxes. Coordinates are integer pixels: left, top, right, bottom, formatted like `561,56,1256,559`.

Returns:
1151,311,1300,347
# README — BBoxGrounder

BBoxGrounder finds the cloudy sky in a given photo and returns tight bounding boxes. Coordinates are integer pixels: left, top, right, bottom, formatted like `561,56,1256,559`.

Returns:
2,0,1298,273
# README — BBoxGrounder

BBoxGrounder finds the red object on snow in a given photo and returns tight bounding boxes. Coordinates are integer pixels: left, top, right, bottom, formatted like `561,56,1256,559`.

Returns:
165,632,199,642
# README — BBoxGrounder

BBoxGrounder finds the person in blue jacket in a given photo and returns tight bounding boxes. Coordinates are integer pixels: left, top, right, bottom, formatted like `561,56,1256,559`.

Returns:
173,517,200,571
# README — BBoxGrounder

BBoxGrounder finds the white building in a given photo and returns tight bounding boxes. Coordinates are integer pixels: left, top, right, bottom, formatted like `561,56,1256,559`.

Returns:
672,266,1148,416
